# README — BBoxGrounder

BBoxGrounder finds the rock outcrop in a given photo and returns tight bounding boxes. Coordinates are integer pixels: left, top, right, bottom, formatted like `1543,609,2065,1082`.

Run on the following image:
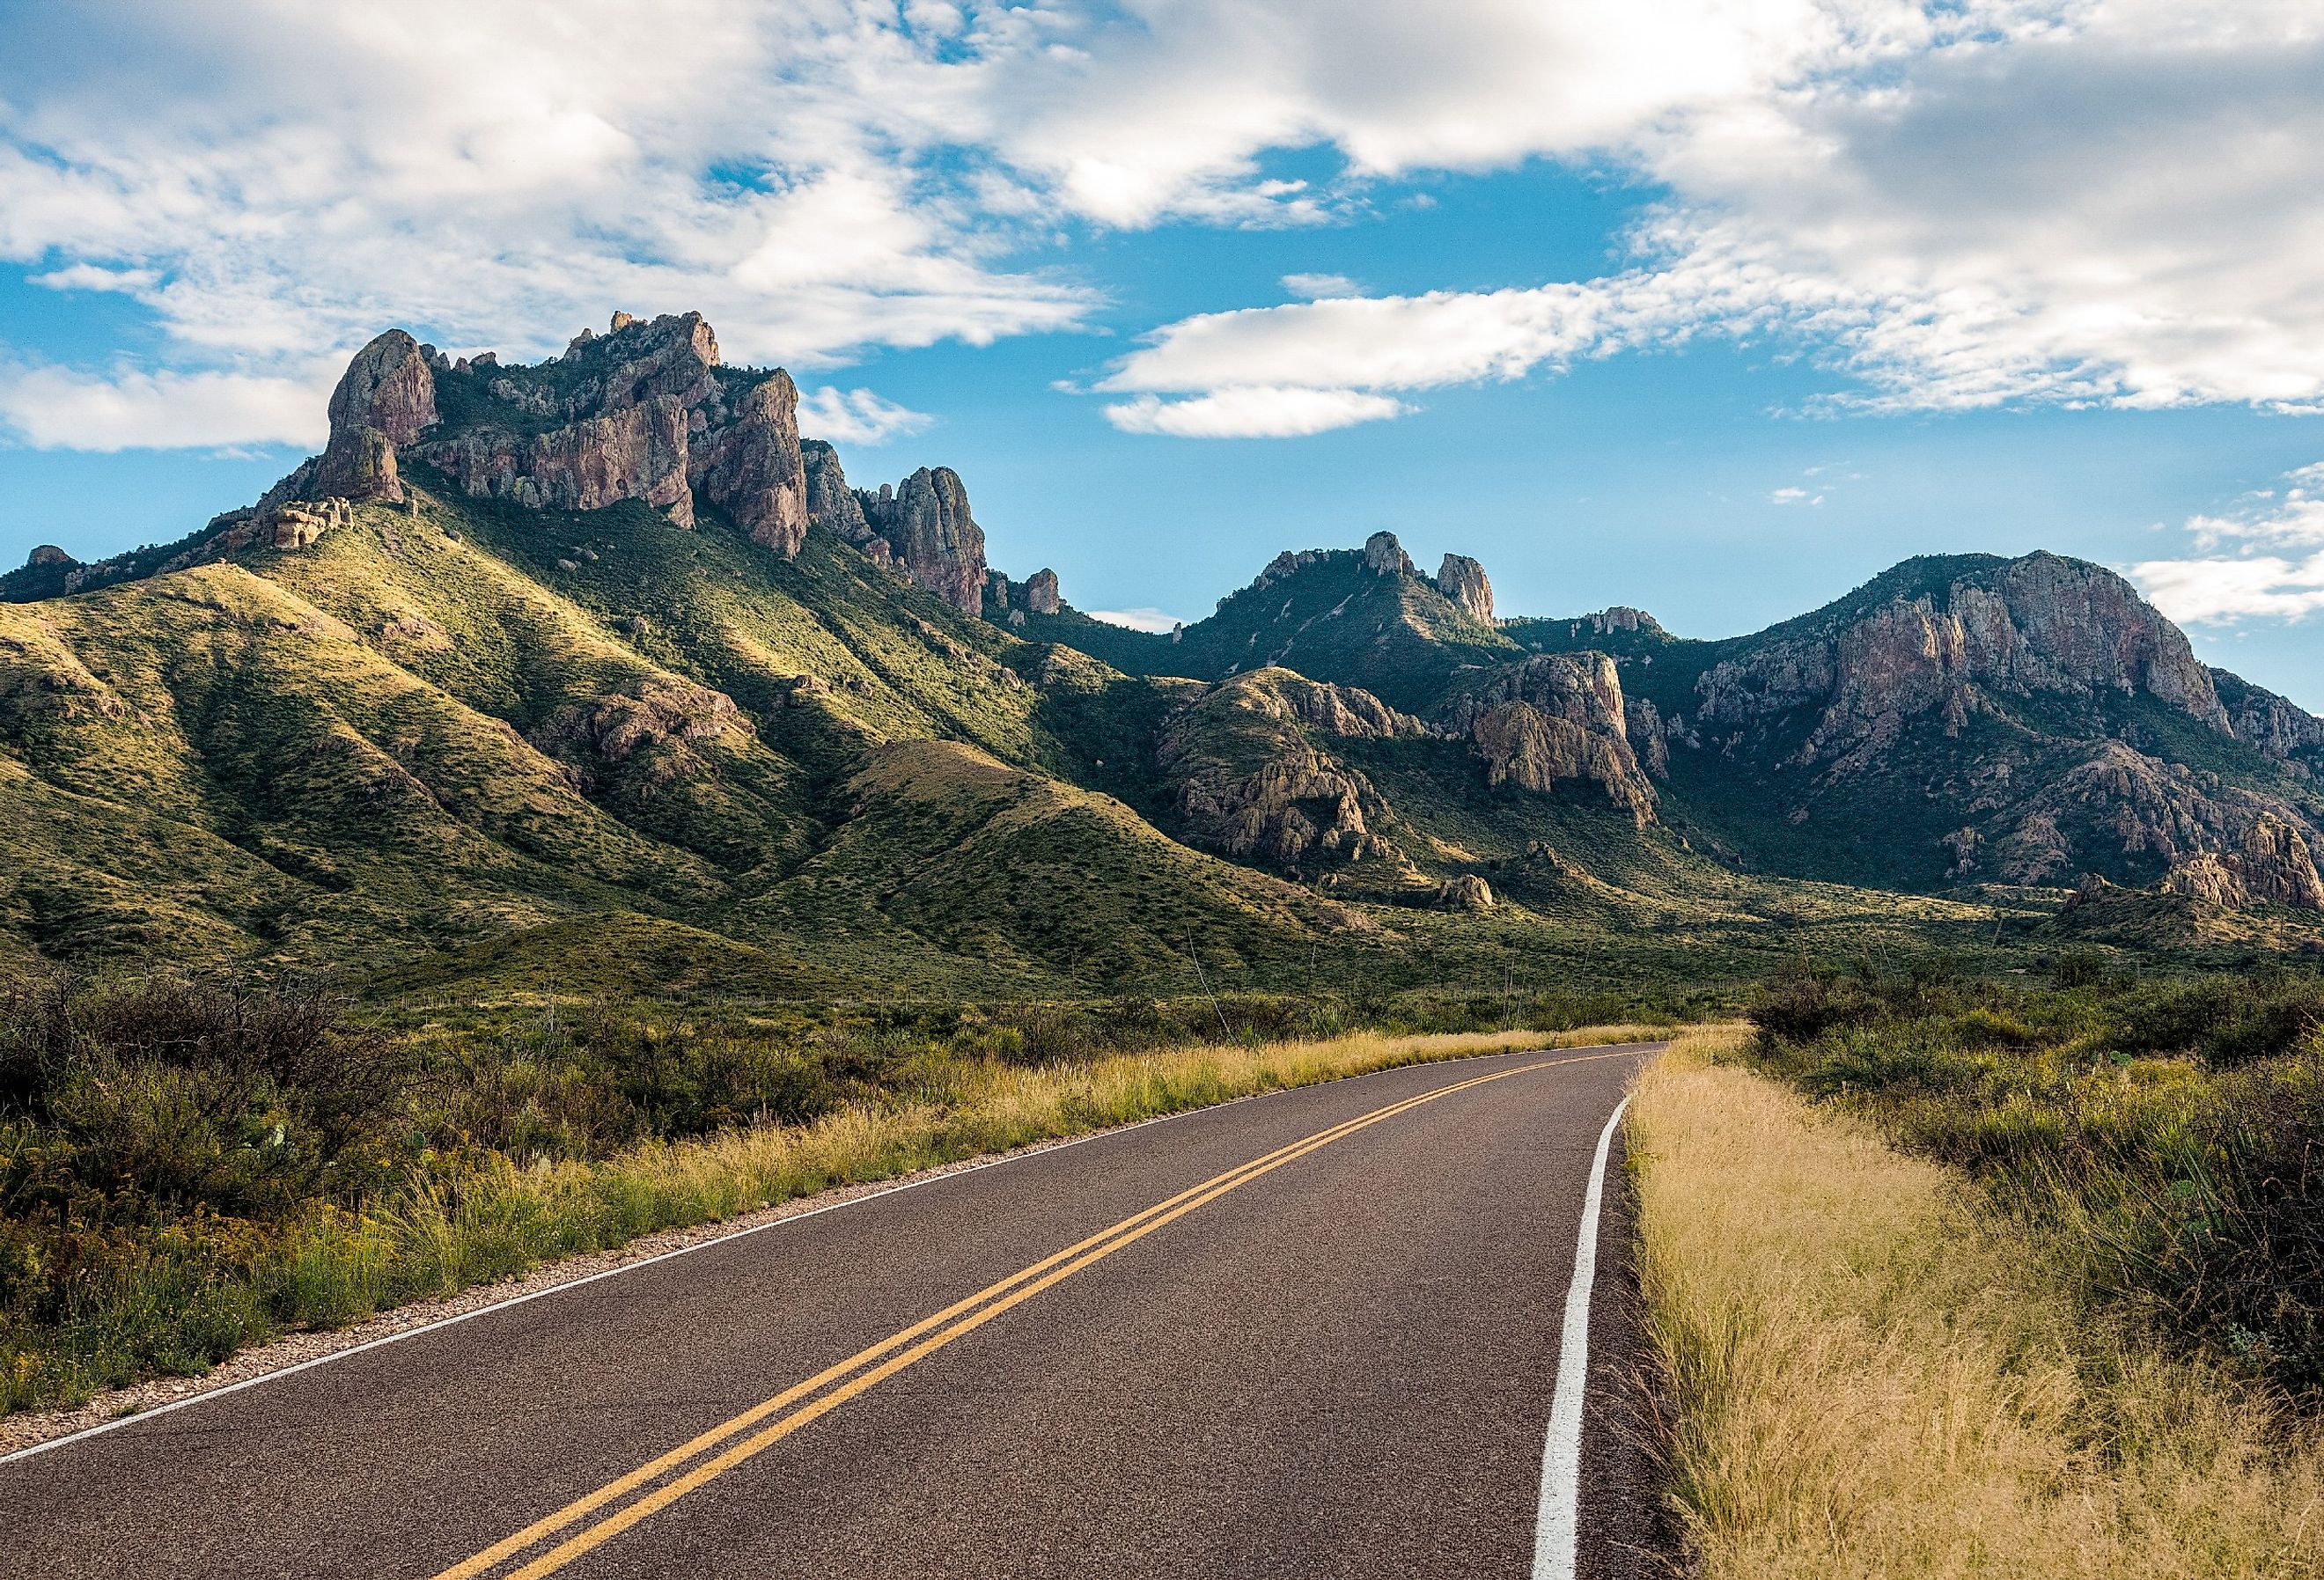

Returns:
1695,554,2231,768
1433,873,1494,910
1364,531,1414,577
328,329,438,447
25,546,71,569
1157,668,1426,870
2162,818,2324,910
526,676,746,794
262,311,818,552
861,467,988,614
1025,569,1062,615
309,329,441,504
802,439,870,542
1436,555,1494,623
692,372,806,551
2215,668,2324,772
1438,653,1656,824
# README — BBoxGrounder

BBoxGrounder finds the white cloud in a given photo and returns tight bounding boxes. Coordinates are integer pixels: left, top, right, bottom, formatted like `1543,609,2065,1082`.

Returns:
30,263,158,293
0,364,327,451
1085,606,1186,633
2130,462,2324,627
1102,283,1615,399
1769,487,1823,505
1281,273,1359,299
2131,553,2324,625
1104,386,1410,438
2182,464,2324,551
0,1,1097,448
1068,0,2324,428
796,386,934,447
7,0,2324,450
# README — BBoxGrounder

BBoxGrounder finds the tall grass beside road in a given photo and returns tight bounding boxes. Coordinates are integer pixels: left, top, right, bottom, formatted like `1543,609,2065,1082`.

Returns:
1631,1029,2324,1579
0,971,1665,1422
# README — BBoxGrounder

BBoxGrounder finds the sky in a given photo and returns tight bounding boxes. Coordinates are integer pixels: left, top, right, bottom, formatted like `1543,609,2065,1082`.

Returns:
1,1,2320,706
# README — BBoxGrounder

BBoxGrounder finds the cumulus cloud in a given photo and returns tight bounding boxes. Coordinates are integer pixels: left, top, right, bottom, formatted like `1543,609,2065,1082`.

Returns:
0,1,1095,448
1104,386,1409,438
0,364,327,451
796,386,934,447
1066,0,2324,429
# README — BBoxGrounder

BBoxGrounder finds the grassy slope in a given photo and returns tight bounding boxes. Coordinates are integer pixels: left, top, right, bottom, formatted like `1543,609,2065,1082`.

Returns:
1634,1031,2324,1578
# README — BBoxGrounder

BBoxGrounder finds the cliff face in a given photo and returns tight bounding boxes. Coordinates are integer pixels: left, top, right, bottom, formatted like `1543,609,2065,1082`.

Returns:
1695,553,2230,762
310,328,439,503
405,312,789,539
2215,668,2324,775
1438,653,1656,825
860,467,988,615
286,311,985,613
691,372,806,552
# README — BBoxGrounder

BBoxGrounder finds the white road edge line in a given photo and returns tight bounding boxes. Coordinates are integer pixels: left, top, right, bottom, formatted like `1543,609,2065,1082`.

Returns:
1532,1091,1633,1580
1,1039,1656,1469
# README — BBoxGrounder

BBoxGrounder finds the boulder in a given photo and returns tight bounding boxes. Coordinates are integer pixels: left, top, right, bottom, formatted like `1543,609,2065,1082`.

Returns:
26,546,72,569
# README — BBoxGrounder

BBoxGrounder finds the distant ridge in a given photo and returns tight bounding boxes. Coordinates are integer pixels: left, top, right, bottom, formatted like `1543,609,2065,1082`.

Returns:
3,309,2320,994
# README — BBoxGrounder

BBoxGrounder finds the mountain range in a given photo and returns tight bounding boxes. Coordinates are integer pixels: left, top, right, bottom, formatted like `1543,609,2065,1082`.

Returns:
4,311,2320,997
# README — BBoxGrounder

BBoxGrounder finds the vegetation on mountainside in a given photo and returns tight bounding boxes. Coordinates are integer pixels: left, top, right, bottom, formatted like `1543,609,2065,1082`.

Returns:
1739,957,2324,1391
1632,1031,2324,1579
0,967,1676,1421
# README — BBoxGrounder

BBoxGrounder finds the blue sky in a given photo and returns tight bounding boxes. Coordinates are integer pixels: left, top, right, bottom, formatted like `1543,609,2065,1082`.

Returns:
3,1,2320,705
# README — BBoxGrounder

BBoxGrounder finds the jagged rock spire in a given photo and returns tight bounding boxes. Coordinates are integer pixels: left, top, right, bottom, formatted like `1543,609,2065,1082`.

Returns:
1436,554,1493,622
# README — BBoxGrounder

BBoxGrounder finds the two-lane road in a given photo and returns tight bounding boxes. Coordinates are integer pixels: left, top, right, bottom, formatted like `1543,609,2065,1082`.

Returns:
2,1042,1661,1579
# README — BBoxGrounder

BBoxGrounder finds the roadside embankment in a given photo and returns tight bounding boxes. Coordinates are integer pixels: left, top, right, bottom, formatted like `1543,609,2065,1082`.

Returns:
1629,1029,2324,1578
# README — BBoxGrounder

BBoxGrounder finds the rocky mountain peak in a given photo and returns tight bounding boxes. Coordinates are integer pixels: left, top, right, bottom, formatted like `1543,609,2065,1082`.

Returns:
1435,554,1493,622
305,328,441,504
864,467,988,615
1695,551,2232,758
1363,531,1414,577
327,329,438,447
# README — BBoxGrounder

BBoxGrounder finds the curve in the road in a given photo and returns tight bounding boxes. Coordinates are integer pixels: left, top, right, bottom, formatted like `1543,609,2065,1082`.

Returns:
438,1048,1638,1580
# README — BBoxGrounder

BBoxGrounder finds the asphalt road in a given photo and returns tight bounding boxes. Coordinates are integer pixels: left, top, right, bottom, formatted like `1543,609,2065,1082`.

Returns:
2,1041,1663,1580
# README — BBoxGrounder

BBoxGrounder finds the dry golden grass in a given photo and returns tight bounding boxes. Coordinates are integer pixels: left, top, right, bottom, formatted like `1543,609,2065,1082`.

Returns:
1630,1027,2324,1579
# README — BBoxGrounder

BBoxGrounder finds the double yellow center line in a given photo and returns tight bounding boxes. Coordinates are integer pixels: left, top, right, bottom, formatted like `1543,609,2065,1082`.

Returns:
428,1047,1633,1580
